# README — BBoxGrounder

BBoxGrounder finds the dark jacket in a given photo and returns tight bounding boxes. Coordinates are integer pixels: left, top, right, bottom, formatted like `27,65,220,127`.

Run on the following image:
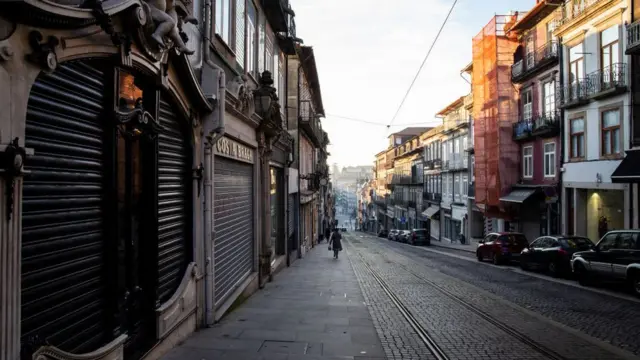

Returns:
330,231,343,250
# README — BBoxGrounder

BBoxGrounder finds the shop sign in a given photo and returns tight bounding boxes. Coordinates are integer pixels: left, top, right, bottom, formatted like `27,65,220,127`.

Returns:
387,209,395,218
452,206,466,221
216,136,254,163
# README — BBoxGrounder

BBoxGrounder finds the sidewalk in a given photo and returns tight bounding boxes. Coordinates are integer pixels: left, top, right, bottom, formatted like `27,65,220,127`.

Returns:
430,238,480,254
161,245,385,360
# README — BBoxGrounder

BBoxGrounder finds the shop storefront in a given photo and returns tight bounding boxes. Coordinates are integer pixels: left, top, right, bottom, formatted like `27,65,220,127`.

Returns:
422,205,440,241
1,1,217,354
270,166,285,263
386,208,395,230
213,135,256,310
451,205,467,241
565,187,627,241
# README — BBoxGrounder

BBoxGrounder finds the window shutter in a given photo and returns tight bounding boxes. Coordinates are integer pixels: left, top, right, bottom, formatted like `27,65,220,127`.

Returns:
266,27,274,73
235,0,245,69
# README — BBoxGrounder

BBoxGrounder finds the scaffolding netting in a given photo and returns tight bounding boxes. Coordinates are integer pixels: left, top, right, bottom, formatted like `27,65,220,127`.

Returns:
472,15,521,213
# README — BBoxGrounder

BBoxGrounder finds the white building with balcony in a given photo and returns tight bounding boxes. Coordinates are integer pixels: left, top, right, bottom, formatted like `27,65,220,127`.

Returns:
437,97,471,242
555,0,632,240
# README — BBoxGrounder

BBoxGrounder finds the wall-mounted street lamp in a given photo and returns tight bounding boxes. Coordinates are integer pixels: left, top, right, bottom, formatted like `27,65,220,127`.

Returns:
253,71,278,117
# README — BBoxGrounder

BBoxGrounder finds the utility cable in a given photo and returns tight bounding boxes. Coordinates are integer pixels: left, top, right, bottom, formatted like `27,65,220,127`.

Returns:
387,0,458,128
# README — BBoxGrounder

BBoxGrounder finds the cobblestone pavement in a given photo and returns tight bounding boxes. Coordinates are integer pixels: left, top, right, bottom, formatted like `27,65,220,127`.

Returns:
347,232,640,359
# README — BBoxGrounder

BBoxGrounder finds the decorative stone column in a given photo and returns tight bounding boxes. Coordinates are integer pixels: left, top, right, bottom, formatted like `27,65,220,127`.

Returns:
253,71,284,286
0,138,28,360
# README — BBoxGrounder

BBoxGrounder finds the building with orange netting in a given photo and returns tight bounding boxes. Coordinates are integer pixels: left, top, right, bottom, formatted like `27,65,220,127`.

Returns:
472,14,524,226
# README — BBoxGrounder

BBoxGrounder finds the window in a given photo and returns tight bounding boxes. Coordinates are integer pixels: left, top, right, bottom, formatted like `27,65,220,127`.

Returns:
543,80,556,116
546,21,556,42
525,34,534,69
462,175,468,199
215,0,232,44
570,118,585,158
601,109,621,156
569,43,585,98
246,1,257,76
258,17,266,75
601,25,619,72
523,146,533,178
544,142,556,177
522,89,532,121
454,173,460,202
235,0,245,67
265,29,274,73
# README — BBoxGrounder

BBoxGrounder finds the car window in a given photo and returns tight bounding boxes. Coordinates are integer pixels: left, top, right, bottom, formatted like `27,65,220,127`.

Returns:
530,238,542,247
414,229,427,235
484,234,497,243
560,237,593,250
598,233,618,251
549,238,560,247
616,233,637,250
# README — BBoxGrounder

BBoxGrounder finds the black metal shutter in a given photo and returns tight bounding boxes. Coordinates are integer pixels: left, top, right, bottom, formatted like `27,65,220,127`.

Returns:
214,157,253,306
288,194,295,236
22,61,109,352
156,98,190,303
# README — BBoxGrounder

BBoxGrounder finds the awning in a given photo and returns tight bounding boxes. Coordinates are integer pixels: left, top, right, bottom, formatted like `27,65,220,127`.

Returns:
611,150,640,183
500,189,536,204
421,206,440,219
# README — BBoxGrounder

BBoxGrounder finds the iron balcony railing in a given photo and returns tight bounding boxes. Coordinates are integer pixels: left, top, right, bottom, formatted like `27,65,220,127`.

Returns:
299,100,323,146
511,41,559,82
512,110,561,140
424,160,434,170
627,20,640,53
391,174,411,184
558,63,627,106
463,93,473,109
444,113,468,131
556,0,607,27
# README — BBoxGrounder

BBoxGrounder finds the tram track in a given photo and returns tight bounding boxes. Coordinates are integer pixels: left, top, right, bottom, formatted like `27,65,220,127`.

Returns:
347,237,571,360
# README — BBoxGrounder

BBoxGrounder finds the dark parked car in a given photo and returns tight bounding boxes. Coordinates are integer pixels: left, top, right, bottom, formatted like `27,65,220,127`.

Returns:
378,229,388,237
408,229,430,246
388,229,399,241
397,230,411,243
571,230,640,297
477,232,529,265
520,235,594,277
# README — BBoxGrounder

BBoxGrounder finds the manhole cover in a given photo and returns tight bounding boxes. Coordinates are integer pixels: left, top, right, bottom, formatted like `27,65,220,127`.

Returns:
259,340,309,354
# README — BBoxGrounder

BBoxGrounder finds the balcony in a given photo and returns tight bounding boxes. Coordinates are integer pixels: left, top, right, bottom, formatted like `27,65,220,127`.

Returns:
423,192,442,202
424,160,434,170
627,20,640,54
511,41,559,83
464,139,474,153
554,0,613,33
391,174,411,185
444,114,469,133
558,63,628,108
512,110,561,141
407,200,417,209
463,93,473,110
299,100,323,147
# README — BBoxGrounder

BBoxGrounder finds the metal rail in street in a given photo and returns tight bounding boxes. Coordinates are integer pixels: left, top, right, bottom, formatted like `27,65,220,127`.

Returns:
350,237,570,360
346,241,450,360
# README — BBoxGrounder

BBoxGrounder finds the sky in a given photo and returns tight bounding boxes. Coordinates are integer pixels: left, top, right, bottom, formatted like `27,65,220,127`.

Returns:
291,0,535,168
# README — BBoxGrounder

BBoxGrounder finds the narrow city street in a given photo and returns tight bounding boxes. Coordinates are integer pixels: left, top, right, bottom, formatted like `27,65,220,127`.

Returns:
346,233,640,359
163,231,640,360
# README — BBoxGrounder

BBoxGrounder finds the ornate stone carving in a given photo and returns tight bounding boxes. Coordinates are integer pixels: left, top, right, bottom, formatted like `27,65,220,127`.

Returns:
227,75,255,116
115,98,163,139
131,0,195,61
156,262,202,339
31,334,127,360
26,31,59,73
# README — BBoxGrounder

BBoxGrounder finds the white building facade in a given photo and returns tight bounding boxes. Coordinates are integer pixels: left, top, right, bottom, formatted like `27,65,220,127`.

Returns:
557,0,632,240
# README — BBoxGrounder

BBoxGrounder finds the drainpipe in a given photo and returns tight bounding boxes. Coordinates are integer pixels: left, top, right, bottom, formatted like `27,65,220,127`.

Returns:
203,0,226,327
557,41,565,235
297,59,302,258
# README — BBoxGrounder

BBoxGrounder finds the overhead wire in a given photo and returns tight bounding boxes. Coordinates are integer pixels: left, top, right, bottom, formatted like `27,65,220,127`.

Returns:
386,0,459,128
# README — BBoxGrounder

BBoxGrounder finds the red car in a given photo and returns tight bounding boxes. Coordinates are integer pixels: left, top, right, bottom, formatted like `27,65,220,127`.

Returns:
476,232,529,265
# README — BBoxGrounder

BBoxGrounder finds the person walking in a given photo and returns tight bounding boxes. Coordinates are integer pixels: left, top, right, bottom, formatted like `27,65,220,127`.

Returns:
328,228,343,259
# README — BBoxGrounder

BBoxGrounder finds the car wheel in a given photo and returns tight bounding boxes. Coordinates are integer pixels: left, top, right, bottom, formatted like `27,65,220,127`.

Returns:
476,251,482,262
629,271,640,298
548,261,560,278
492,253,501,265
520,260,529,271
575,263,591,286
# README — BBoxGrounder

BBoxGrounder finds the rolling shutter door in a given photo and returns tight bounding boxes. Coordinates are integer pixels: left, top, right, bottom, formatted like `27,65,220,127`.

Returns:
214,157,253,306
22,61,109,352
156,98,190,303
288,194,295,236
